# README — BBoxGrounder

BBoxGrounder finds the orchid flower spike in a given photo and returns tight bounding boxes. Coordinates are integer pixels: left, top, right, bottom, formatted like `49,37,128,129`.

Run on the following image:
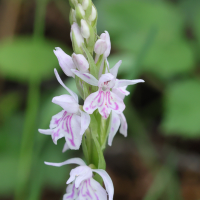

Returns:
38,69,90,151
71,60,144,119
45,158,114,200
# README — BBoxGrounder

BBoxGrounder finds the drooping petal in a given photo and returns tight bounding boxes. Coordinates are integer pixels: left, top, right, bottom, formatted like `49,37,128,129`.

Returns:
79,110,90,135
92,169,114,200
115,79,145,88
108,111,121,146
62,142,69,153
110,60,122,78
112,86,130,100
38,129,52,135
54,68,79,103
71,69,98,86
52,95,79,113
119,113,127,137
63,182,78,200
44,157,86,167
72,53,89,72
67,166,93,188
98,73,115,88
53,47,76,78
83,91,104,114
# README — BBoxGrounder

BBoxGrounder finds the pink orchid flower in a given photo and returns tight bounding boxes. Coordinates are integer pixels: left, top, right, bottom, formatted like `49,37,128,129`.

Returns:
45,158,114,200
71,61,144,119
38,69,90,151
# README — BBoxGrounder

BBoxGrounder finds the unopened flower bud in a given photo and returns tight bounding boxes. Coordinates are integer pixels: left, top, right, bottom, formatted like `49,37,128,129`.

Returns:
81,19,90,39
71,22,84,47
94,39,107,55
100,31,111,58
88,6,96,22
82,0,89,10
69,9,76,24
72,53,89,72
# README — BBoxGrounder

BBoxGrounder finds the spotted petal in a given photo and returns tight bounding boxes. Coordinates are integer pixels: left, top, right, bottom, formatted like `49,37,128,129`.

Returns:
50,110,65,129
92,169,114,200
108,111,121,146
54,68,79,103
63,182,78,200
71,69,98,86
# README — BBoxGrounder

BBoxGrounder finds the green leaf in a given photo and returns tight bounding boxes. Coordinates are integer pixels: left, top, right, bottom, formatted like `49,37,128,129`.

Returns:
0,37,66,82
161,79,200,137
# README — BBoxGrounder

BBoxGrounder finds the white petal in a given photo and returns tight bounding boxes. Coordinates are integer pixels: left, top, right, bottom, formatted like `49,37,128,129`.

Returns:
83,91,104,114
110,60,122,78
50,110,65,129
64,182,78,200
52,95,79,113
92,169,114,200
53,47,76,78
38,129,52,135
44,157,86,167
98,73,115,88
112,86,130,100
81,19,90,39
108,112,121,146
80,110,90,135
54,68,79,103
115,79,145,88
62,142,69,153
51,128,65,145
72,53,89,72
71,69,98,86
88,5,97,21
67,166,93,187
119,113,127,137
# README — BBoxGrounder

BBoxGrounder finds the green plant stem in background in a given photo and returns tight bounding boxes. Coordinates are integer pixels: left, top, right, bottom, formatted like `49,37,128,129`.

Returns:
14,79,40,200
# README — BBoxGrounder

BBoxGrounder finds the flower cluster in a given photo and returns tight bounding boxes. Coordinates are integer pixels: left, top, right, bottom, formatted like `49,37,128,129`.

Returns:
38,0,144,199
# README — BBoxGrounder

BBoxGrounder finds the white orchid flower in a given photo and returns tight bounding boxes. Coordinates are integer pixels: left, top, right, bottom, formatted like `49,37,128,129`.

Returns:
38,69,90,151
45,158,114,200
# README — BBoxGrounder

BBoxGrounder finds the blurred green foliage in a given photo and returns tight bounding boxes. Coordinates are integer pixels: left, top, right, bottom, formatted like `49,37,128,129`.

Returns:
1,0,200,199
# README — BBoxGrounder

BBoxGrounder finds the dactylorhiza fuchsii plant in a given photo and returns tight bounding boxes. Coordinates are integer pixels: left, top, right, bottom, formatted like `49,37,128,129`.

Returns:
38,0,144,199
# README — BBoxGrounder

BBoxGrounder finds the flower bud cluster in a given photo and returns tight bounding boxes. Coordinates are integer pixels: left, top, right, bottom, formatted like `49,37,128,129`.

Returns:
39,0,145,200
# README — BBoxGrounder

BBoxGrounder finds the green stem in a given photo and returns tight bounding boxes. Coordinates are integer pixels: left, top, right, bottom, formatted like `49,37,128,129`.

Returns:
14,79,40,200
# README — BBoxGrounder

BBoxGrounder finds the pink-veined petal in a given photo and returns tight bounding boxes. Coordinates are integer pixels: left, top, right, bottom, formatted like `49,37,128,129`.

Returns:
107,91,125,114
53,47,76,78
50,110,65,129
62,142,69,153
108,111,121,146
67,166,93,187
79,110,90,135
38,129,52,135
98,73,115,88
64,182,78,200
71,69,98,86
110,60,122,78
112,86,130,100
52,95,79,113
44,157,86,167
92,169,114,200
115,79,145,88
51,128,65,145
54,68,79,103
83,91,104,114
119,113,127,137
